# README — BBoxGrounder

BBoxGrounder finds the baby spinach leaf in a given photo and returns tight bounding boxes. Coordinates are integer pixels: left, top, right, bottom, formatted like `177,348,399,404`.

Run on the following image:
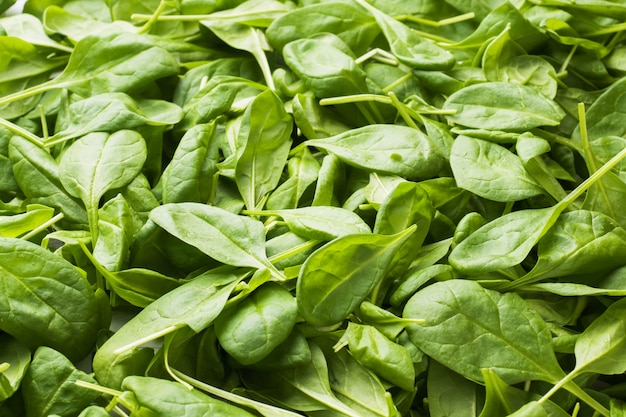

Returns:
49,93,184,144
572,297,626,377
0,204,54,238
314,337,393,417
265,2,379,55
249,206,371,241
122,376,257,416
354,0,454,70
443,82,565,132
297,226,415,326
506,210,626,289
266,146,320,210
0,238,99,362
0,31,178,107
21,346,101,417
150,203,279,275
308,124,444,179
93,268,244,388
0,333,30,402
241,342,362,416
345,322,415,391
59,130,147,242
215,282,297,365
283,37,368,99
427,360,483,417
450,135,544,202
9,136,88,228
235,89,293,211
160,122,219,205
403,279,566,385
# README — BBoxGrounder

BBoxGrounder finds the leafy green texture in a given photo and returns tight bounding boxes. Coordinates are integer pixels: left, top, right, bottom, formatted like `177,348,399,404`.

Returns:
21,347,100,417
308,124,444,179
403,280,566,385
443,82,565,131
0,238,98,362
297,227,415,326
3,1,626,415
215,283,297,365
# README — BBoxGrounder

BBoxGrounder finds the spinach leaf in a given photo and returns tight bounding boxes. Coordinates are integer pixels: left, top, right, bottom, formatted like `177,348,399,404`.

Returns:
308,124,444,179
265,2,379,55
59,130,147,243
215,282,297,365
235,89,293,211
150,203,281,277
0,238,98,361
0,333,30,402
403,279,566,385
247,206,371,241
21,346,101,417
92,268,244,388
9,136,88,228
443,82,565,131
451,135,544,202
122,376,257,416
0,31,178,107
297,226,415,326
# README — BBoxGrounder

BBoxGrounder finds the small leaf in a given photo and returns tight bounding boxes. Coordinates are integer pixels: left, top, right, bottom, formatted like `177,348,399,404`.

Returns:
297,226,415,326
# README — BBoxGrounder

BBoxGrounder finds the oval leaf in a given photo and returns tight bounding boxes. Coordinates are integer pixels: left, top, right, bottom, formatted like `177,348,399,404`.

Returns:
297,226,415,326
403,280,565,385
443,82,565,132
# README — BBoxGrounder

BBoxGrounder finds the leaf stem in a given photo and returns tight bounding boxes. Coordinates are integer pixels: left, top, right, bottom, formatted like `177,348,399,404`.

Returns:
0,118,44,147
112,325,179,355
20,212,64,241
557,143,626,210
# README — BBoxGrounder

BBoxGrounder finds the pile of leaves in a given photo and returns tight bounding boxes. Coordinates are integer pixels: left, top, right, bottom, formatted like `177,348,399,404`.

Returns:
2,0,626,415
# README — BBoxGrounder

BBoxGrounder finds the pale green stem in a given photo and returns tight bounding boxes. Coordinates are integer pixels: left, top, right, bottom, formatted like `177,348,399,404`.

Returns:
578,102,599,174
0,363,9,373
398,12,475,27
268,239,321,264
136,0,173,34
20,212,64,241
0,118,44,147
39,106,49,141
112,325,179,355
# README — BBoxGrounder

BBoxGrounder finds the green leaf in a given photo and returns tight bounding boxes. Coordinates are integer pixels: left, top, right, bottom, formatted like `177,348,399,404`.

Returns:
9,136,88,228
59,130,147,242
235,89,293,211
21,346,100,417
308,124,444,179
252,206,371,241
354,0,454,70
0,238,98,361
345,322,415,391
0,333,30,402
92,268,244,389
215,283,298,365
297,226,415,326
572,297,626,376
403,280,566,385
450,135,544,202
443,82,565,132
283,37,368,99
265,2,379,55
150,203,277,274
122,376,257,416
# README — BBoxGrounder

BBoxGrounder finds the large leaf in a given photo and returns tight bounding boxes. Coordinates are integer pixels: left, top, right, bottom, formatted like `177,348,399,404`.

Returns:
0,238,98,361
443,82,565,132
403,280,566,385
